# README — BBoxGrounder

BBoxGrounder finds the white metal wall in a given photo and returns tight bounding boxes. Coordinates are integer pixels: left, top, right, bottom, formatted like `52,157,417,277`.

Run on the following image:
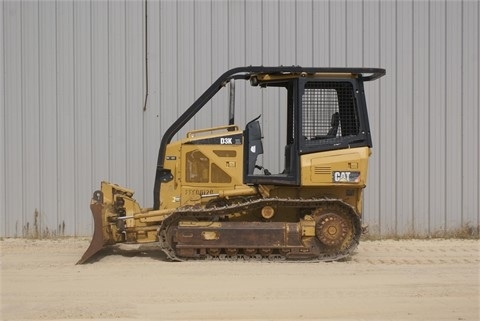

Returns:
1,0,479,237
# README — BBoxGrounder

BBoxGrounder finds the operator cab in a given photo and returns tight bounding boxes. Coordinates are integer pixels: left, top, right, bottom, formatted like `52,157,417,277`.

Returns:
243,72,372,186
153,67,383,210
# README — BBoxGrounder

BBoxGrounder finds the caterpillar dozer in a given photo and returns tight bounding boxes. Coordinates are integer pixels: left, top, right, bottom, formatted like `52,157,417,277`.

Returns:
78,66,385,264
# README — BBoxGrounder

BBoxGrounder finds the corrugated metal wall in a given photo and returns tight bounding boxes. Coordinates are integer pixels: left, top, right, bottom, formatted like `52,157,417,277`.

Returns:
1,0,479,237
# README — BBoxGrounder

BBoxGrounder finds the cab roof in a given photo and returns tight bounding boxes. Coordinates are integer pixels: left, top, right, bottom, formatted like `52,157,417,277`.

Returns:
224,66,385,83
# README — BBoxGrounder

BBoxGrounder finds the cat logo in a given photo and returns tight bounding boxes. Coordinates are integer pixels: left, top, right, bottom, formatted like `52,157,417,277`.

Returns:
332,171,360,183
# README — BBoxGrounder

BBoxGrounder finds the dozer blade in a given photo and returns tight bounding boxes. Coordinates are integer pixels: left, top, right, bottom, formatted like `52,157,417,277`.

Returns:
76,202,107,264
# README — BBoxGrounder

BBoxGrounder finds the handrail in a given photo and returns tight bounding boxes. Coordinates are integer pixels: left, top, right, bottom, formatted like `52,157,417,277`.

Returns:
187,125,240,138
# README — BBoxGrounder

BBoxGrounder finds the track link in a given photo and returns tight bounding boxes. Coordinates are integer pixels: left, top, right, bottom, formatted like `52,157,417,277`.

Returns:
158,198,361,262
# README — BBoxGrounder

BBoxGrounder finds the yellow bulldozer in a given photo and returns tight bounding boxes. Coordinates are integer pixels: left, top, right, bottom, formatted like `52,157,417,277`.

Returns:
78,66,385,263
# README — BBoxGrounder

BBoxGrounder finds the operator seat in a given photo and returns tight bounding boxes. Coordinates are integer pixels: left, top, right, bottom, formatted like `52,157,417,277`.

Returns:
245,117,263,175
312,112,340,140
327,112,340,137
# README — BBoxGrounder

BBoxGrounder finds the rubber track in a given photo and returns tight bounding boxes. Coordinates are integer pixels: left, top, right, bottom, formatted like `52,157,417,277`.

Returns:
158,198,361,262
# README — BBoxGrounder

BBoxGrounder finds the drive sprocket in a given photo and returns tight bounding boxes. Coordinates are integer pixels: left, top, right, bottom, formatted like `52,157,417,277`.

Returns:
312,203,359,254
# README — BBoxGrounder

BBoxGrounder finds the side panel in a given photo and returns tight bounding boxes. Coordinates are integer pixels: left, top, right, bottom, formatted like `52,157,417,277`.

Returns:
429,1,447,233
462,0,480,231
296,0,313,66
143,0,160,206
0,0,4,236
262,0,282,173
125,0,145,201
176,1,195,138
444,1,462,232
300,147,370,215
91,1,110,200
279,1,296,65
179,133,246,207
362,0,381,234
4,1,23,236
378,1,397,235
412,1,430,236
346,1,364,67
330,0,347,66
312,0,330,66
193,1,212,131
396,1,414,235
73,0,93,236
56,1,76,235
211,1,229,128
21,1,41,236
108,0,127,185
300,147,371,188
156,141,181,210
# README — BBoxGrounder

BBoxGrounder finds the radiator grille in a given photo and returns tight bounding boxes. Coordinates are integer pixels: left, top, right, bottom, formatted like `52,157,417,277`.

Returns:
313,166,331,175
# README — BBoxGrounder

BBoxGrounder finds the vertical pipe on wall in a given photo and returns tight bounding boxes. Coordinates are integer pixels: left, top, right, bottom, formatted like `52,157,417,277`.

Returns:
143,0,148,111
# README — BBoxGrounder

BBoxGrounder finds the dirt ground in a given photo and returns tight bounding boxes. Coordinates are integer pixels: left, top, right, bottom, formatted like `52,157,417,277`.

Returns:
1,238,479,321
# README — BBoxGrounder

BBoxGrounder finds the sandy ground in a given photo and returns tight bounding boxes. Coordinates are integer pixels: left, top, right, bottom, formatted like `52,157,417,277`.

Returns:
1,238,479,321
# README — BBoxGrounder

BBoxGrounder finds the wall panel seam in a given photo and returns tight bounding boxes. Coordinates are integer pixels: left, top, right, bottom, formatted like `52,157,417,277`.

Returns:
55,0,60,235
460,0,464,225
395,0,398,234
411,0,415,232
443,1,447,232
20,2,25,235
427,0,431,234
1,0,5,234
378,0,382,234
477,0,480,224
73,2,77,236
